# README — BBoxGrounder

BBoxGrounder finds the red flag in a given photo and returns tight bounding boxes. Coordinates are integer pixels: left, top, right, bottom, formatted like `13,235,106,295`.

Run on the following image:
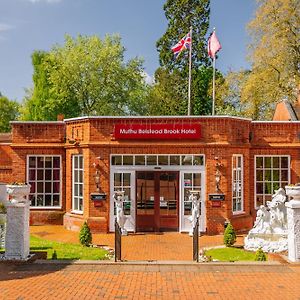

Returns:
208,31,221,59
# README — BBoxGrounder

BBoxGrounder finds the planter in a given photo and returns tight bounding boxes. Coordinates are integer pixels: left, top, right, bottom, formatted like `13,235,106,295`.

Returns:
0,183,8,204
285,185,300,202
0,213,6,225
6,184,31,204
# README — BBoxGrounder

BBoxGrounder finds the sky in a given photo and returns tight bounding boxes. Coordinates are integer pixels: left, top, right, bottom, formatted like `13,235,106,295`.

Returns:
0,0,256,102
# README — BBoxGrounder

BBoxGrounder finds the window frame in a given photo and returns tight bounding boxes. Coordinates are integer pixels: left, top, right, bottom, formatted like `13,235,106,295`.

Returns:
232,154,244,214
72,154,84,214
27,155,62,209
254,155,290,209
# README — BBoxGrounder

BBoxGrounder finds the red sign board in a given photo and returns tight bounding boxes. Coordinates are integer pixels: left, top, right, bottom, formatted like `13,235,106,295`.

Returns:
114,123,201,140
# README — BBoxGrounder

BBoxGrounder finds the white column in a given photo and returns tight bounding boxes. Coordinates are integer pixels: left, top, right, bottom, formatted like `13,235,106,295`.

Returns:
5,201,30,260
285,200,300,262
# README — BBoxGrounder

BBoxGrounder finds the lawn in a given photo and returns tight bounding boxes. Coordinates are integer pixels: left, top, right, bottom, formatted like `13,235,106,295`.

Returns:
29,235,110,260
205,247,262,262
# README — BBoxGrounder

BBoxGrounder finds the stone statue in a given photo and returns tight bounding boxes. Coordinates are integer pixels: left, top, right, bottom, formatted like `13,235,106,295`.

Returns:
113,191,127,236
188,190,201,236
244,188,288,252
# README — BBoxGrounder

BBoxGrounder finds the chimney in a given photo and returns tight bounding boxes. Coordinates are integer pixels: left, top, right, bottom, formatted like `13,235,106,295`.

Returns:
57,114,64,121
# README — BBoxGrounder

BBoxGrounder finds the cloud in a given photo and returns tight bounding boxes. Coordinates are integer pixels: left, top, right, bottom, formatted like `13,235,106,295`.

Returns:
0,23,13,32
27,0,62,3
142,71,154,85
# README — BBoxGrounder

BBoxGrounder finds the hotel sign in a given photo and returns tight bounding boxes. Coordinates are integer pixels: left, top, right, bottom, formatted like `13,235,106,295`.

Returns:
114,123,201,140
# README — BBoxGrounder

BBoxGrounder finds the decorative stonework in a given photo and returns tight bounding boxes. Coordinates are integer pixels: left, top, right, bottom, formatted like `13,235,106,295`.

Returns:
113,191,127,236
244,188,288,253
285,186,300,262
4,184,31,260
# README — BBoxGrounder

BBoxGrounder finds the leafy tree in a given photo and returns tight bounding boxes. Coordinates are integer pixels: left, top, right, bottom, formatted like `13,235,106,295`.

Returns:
157,0,210,72
21,34,149,120
0,94,20,132
254,248,267,261
155,0,212,115
242,0,300,119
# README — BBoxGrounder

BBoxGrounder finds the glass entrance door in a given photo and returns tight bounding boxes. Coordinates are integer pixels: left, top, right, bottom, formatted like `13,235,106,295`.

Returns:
136,171,179,231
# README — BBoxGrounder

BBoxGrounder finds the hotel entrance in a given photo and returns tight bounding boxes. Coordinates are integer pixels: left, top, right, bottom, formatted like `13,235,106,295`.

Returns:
109,154,206,233
136,171,179,232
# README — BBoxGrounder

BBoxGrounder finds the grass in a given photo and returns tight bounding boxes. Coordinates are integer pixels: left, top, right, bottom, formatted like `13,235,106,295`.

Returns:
205,247,259,262
26,235,109,260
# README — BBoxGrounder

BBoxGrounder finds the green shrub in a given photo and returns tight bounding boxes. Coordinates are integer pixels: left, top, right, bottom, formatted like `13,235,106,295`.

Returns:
52,250,57,260
223,223,236,247
254,248,267,261
79,221,92,247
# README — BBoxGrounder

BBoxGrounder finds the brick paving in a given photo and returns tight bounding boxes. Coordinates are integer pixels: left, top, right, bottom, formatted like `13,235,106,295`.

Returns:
30,225,245,261
1,262,300,299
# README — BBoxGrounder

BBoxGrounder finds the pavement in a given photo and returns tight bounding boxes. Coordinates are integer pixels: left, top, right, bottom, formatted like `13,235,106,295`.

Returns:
1,226,299,299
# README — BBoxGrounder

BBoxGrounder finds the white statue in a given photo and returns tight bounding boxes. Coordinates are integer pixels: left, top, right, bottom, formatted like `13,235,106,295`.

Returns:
113,191,127,236
188,190,201,236
244,188,288,252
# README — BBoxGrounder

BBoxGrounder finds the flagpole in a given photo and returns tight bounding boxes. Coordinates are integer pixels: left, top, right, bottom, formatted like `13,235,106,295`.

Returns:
212,55,216,116
188,26,192,116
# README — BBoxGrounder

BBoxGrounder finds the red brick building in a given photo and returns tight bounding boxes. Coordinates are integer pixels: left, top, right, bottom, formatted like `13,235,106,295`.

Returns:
0,116,299,234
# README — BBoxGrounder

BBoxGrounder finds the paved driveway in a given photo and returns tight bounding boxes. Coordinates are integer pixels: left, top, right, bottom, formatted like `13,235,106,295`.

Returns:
1,262,300,299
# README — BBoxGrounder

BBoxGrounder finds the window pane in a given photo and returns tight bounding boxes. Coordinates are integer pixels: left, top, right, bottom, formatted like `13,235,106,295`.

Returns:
264,157,271,168
193,155,203,166
37,157,44,168
112,155,122,165
193,173,201,187
146,155,157,165
256,170,263,181
158,155,169,165
281,157,288,168
79,157,83,169
256,183,263,194
29,169,36,180
135,155,145,165
29,157,36,168
273,157,279,168
264,170,271,181
37,170,44,180
45,182,51,193
182,155,192,165
114,173,122,186
123,173,131,186
37,182,43,193
170,156,180,165
123,156,133,165
281,170,288,181
53,195,60,206
53,182,60,193
45,195,52,206
273,170,279,181
256,157,263,168
45,170,52,180
45,157,52,168
53,157,60,168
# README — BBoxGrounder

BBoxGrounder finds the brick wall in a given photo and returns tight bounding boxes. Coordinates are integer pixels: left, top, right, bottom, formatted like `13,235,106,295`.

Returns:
1,116,300,234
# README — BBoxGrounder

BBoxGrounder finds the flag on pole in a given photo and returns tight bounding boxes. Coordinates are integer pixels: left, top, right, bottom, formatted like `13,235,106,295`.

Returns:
208,31,221,58
171,32,191,58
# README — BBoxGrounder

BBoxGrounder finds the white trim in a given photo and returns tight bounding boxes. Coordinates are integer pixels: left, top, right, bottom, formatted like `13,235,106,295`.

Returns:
232,154,244,214
252,121,300,124
72,155,84,213
64,115,252,122
254,155,291,209
10,121,65,124
71,210,84,215
26,155,62,208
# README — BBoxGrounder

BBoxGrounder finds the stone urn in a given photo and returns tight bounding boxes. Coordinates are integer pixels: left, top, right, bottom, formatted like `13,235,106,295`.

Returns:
6,184,31,204
285,185,300,202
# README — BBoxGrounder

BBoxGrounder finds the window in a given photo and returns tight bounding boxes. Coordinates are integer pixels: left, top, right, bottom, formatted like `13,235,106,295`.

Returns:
255,156,290,208
28,155,61,207
113,172,132,215
183,172,202,215
111,154,204,167
232,155,243,213
72,155,84,212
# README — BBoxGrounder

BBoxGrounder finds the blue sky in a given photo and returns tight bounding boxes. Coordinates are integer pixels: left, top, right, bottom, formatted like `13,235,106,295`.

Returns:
0,0,255,102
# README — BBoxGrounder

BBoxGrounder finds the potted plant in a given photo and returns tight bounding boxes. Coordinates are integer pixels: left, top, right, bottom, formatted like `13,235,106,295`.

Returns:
285,183,300,202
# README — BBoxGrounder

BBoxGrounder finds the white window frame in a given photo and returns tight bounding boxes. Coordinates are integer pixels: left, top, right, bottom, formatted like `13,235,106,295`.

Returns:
72,155,84,214
254,155,290,209
27,155,62,209
232,154,244,214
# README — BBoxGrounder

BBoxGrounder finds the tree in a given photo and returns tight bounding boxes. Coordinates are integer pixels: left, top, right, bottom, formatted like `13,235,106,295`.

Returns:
21,34,149,120
242,0,300,119
157,0,210,72
155,0,212,115
0,94,20,132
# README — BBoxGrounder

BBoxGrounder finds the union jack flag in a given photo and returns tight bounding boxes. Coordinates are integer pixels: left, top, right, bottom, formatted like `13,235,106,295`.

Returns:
171,32,191,58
